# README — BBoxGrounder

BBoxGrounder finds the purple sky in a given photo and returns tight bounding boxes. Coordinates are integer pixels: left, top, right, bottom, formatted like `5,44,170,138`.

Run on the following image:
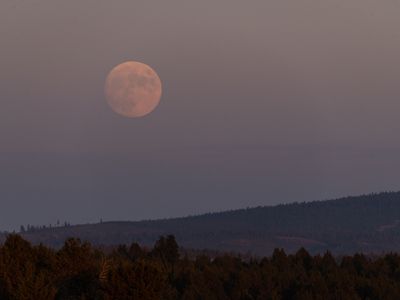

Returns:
1,0,400,230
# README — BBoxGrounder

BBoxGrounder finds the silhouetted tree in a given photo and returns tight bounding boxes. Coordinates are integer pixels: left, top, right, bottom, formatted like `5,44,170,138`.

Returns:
2,234,400,299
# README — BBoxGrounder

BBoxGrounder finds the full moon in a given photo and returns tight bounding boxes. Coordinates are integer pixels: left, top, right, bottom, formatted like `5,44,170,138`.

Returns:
105,61,162,118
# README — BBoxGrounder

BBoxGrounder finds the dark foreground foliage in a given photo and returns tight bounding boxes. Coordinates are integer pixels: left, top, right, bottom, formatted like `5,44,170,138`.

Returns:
1,235,400,299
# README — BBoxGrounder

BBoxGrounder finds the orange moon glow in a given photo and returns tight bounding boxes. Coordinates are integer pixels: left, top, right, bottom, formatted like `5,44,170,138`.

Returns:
105,61,162,118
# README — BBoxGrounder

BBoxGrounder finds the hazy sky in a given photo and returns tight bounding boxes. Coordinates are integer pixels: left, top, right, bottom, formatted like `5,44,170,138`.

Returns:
1,0,400,230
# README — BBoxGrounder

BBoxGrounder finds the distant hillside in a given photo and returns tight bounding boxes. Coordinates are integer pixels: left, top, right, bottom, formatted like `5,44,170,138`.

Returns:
16,192,400,255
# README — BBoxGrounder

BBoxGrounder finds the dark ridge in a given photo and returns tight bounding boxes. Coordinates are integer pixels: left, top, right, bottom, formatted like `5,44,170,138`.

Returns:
16,191,400,255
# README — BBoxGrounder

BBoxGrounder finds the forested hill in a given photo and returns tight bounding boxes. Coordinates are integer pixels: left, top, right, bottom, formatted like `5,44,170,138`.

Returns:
16,192,400,255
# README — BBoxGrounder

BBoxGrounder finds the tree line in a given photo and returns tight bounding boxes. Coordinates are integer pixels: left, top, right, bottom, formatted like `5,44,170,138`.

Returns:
1,234,400,299
15,192,400,255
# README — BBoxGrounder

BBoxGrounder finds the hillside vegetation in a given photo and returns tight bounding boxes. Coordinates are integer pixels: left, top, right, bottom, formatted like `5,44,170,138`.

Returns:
17,192,400,255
